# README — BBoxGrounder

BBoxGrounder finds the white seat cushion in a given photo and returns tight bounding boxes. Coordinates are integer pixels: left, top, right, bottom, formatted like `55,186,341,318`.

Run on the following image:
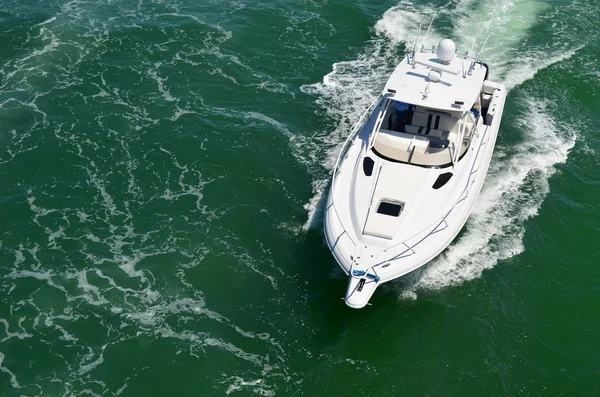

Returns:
375,131,412,151
373,130,429,160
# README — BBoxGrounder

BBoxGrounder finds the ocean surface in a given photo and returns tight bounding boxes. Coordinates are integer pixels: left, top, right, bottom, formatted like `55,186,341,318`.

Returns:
0,0,599,396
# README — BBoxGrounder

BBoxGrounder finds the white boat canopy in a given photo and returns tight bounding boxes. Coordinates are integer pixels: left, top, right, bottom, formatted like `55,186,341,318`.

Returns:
383,51,486,112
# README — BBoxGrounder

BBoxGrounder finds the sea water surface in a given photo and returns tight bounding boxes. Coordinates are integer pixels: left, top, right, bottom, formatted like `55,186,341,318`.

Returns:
0,0,599,396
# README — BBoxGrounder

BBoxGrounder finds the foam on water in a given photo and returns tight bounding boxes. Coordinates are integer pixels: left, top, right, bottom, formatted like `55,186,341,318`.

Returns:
0,353,20,388
225,377,275,397
0,318,32,344
374,3,443,45
147,62,178,103
0,0,591,394
453,0,590,89
501,46,585,91
0,1,299,394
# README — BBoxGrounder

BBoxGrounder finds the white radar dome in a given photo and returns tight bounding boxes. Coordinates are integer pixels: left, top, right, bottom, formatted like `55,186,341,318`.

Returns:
437,39,456,64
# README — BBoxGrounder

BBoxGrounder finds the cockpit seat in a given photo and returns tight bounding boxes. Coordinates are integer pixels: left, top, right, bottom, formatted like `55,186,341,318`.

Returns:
406,110,458,138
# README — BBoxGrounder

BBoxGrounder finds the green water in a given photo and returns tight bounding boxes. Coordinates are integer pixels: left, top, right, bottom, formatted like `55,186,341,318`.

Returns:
0,0,599,395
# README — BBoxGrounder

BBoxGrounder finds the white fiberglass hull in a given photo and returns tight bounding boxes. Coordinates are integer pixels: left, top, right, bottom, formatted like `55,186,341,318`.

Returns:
324,78,507,309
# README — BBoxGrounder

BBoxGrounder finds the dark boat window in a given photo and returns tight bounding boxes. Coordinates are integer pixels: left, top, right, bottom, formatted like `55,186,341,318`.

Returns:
433,172,453,189
377,201,403,217
363,157,374,176
388,101,413,132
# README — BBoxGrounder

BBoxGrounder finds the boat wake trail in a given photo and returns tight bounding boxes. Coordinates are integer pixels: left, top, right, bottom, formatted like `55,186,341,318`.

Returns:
452,0,586,89
394,98,577,299
303,0,580,295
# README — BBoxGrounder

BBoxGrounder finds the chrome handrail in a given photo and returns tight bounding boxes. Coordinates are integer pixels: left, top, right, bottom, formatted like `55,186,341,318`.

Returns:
330,92,383,190
368,98,392,149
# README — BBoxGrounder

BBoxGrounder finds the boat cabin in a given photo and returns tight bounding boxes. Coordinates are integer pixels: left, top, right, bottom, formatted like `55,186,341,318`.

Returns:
368,39,497,167
371,98,478,167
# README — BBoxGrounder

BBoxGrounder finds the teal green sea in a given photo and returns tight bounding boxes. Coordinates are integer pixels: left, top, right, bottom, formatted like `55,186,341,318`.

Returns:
1,0,599,396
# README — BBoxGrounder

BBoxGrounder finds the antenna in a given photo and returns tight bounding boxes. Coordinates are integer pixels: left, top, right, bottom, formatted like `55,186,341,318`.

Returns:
464,25,481,77
468,24,481,58
468,28,492,76
411,19,423,68
423,12,437,44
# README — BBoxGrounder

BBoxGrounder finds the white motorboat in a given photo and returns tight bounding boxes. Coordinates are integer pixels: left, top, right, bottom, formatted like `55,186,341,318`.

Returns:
323,34,507,309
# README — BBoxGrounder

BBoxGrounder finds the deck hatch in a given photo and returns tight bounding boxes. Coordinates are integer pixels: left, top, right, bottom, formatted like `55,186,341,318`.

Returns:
376,201,403,217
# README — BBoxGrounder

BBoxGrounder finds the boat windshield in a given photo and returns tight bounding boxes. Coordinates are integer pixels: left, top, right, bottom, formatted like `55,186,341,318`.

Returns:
387,101,413,132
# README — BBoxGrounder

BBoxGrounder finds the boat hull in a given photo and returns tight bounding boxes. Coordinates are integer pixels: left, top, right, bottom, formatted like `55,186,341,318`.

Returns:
324,83,507,308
